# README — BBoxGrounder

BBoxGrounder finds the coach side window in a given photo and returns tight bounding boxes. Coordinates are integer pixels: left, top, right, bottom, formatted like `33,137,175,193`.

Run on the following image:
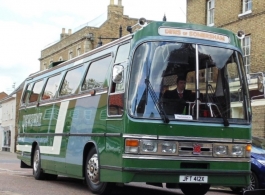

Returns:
60,66,84,96
81,56,112,92
22,83,33,104
114,43,130,63
42,74,61,100
29,80,43,103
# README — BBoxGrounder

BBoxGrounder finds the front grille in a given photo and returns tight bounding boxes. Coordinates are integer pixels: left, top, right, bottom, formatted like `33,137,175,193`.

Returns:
179,142,213,156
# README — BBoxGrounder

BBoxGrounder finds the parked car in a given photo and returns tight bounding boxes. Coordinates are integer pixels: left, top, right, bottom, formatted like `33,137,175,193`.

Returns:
230,136,265,193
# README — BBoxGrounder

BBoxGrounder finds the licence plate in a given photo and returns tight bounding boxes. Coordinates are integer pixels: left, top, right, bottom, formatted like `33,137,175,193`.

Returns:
179,175,208,183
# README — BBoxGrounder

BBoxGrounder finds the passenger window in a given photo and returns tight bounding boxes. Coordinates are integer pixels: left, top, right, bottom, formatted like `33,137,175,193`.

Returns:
29,80,43,103
22,83,33,104
60,66,84,96
82,56,112,91
115,43,130,63
42,74,61,100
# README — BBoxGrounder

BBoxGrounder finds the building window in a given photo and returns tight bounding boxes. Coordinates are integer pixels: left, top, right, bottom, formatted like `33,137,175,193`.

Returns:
205,67,213,82
59,57,63,61
242,0,252,13
207,0,215,26
77,47,81,56
3,130,11,147
242,35,251,74
69,51,73,59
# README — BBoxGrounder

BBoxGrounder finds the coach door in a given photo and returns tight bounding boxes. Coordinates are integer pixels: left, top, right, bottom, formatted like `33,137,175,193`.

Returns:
104,42,130,170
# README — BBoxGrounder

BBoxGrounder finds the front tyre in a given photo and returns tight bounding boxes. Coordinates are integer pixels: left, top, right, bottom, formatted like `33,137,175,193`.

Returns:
179,183,210,195
33,145,45,180
230,171,259,193
243,171,259,191
85,147,113,195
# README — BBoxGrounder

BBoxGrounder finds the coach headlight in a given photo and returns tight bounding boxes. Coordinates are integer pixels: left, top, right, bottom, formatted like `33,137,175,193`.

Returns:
231,145,244,157
213,145,228,156
141,140,158,153
161,141,176,153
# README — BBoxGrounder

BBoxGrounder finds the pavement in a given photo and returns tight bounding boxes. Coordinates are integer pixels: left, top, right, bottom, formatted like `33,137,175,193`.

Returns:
0,151,19,162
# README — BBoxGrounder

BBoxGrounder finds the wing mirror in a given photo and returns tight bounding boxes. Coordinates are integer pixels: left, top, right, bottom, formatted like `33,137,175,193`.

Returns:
112,65,124,84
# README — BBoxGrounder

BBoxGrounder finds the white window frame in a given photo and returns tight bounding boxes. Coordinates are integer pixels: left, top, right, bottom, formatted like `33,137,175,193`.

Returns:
243,0,252,13
242,35,251,74
207,0,215,26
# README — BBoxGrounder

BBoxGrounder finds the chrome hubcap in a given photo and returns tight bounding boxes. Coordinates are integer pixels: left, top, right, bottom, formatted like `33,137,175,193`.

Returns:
87,154,99,184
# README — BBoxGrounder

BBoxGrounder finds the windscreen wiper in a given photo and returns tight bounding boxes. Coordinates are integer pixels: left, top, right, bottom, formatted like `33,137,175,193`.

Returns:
145,79,169,123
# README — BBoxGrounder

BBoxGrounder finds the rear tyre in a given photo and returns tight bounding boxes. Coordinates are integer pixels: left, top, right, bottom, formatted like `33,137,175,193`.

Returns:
85,147,113,195
179,183,210,195
33,145,46,180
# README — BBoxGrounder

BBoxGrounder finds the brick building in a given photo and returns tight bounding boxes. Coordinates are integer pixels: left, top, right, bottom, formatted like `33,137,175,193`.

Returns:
39,0,138,70
0,92,8,100
187,0,265,137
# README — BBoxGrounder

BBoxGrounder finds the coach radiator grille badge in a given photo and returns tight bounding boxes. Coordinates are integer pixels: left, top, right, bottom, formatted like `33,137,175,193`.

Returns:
193,144,201,155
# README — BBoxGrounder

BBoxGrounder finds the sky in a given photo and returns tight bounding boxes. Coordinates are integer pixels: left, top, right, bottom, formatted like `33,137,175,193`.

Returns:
0,0,186,94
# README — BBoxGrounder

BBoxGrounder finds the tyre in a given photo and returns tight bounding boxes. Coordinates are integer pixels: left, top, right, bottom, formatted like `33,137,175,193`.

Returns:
33,145,46,180
230,171,259,193
243,172,259,191
179,183,210,195
85,147,113,195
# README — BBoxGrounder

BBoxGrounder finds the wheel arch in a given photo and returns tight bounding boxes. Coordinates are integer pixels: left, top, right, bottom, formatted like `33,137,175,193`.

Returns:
82,141,98,177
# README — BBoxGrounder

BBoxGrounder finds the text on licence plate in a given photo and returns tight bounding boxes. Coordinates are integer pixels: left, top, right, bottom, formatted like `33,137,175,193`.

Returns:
179,175,208,183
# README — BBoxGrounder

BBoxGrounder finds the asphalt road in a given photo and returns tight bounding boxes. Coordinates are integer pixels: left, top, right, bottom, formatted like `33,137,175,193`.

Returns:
0,151,237,195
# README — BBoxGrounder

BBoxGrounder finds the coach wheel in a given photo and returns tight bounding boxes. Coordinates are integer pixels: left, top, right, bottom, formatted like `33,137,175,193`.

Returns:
230,171,259,193
33,145,45,180
179,183,210,195
85,147,113,195
243,171,259,191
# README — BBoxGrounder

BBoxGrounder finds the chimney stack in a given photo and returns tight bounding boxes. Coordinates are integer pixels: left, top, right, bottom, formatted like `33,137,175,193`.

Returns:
60,28,66,40
118,0,122,6
110,0,114,5
68,29,72,35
